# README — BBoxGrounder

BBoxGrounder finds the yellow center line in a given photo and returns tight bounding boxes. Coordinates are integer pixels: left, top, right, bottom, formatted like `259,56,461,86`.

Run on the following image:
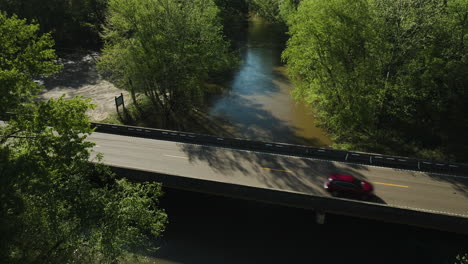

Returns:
164,154,188,159
373,182,409,188
262,167,293,173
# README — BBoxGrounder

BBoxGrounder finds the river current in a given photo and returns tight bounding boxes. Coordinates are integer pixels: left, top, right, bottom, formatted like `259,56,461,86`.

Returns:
208,18,331,147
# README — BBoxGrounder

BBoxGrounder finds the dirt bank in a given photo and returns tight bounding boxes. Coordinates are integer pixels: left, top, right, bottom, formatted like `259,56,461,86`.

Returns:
39,52,129,122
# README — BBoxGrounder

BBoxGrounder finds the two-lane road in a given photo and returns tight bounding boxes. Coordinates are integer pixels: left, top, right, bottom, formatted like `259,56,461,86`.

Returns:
89,132,468,217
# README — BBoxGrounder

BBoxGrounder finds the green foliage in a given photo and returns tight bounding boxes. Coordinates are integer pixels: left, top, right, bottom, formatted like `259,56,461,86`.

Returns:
247,0,302,22
454,252,468,264
283,0,382,142
0,14,167,263
247,0,282,21
283,0,468,160
0,0,108,48
1,97,167,263
0,12,61,117
98,0,236,125
278,0,302,22
214,0,249,45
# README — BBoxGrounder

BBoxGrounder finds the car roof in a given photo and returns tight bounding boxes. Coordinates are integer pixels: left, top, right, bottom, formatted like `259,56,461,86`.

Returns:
329,174,355,182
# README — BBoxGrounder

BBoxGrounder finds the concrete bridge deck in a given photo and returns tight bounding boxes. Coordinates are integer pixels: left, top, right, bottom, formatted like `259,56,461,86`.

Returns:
89,132,468,234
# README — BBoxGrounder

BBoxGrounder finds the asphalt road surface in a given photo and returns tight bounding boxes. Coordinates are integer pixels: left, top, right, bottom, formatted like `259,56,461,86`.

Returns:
89,132,468,217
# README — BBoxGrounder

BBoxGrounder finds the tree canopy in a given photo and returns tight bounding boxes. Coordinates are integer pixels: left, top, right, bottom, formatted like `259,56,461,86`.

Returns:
0,0,108,48
214,0,249,45
283,0,468,160
0,12,60,115
0,13,167,263
98,0,236,126
246,0,302,22
247,0,282,22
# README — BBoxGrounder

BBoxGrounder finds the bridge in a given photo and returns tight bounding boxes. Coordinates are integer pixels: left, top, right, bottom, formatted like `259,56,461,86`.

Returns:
89,123,468,234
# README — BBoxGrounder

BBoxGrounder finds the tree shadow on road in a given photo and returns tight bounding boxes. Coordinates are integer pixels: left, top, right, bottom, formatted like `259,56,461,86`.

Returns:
425,171,468,198
178,143,386,205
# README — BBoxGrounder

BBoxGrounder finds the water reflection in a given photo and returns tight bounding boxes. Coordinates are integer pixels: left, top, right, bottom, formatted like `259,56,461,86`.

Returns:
209,18,332,146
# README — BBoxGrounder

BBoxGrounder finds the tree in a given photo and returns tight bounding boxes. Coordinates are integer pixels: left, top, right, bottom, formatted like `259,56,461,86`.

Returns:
283,0,382,143
0,12,60,116
0,13,167,263
247,0,282,22
214,0,249,45
98,0,235,127
283,0,468,160
0,0,108,48
454,252,468,264
246,0,302,23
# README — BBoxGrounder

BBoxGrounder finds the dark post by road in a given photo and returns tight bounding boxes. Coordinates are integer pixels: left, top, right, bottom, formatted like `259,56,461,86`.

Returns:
115,93,125,114
115,93,127,121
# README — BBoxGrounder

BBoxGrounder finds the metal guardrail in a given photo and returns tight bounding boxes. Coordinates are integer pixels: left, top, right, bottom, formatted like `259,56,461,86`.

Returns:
91,122,468,176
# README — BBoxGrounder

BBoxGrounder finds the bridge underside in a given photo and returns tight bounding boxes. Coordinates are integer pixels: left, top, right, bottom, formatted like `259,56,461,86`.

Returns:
110,165,468,235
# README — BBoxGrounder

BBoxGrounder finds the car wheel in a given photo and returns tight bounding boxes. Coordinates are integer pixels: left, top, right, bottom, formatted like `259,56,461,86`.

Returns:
361,194,369,200
331,191,339,197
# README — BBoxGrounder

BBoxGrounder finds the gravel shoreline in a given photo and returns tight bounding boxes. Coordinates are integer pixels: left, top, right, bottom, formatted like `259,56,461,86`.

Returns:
39,52,129,122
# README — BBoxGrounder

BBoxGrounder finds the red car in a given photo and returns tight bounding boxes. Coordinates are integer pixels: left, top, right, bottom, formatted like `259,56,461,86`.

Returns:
324,174,374,199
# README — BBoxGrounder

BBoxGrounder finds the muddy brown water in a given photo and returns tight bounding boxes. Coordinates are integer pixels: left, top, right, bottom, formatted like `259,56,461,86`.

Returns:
209,18,332,147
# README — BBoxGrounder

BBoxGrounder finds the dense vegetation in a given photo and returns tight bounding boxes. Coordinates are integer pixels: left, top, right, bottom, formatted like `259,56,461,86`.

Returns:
252,0,468,162
247,0,300,22
0,13,167,263
0,1,246,259
214,0,249,45
0,0,249,50
98,0,237,128
1,0,468,261
3,0,465,162
0,0,249,129
0,0,107,49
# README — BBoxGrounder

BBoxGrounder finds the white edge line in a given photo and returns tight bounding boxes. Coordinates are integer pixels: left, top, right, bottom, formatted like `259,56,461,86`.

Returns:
170,141,468,179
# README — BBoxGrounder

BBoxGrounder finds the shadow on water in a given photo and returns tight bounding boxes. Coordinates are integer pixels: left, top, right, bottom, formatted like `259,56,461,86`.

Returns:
272,67,291,85
211,95,313,144
208,17,332,148
209,91,328,146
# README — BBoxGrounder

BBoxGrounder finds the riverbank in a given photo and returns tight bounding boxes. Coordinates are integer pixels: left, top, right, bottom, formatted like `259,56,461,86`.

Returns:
205,17,332,146
39,52,129,122
39,28,463,163
101,17,333,147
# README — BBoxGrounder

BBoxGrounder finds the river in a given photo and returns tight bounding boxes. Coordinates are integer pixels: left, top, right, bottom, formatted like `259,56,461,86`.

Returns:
209,17,331,147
